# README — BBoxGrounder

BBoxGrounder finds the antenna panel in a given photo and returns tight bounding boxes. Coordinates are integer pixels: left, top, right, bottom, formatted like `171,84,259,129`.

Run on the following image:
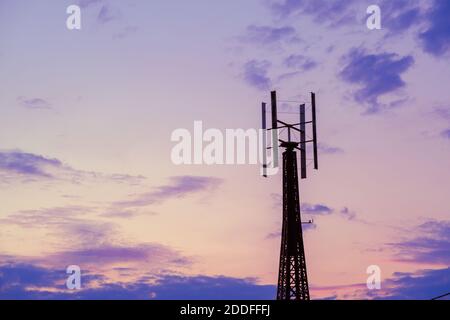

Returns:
300,104,307,179
271,91,279,167
261,102,267,177
311,92,318,170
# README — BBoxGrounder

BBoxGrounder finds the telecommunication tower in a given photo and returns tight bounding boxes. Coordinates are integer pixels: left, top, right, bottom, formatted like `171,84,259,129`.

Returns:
261,91,319,300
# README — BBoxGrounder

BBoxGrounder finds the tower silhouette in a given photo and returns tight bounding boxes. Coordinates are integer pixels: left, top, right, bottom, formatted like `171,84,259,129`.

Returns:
277,141,309,300
262,91,318,300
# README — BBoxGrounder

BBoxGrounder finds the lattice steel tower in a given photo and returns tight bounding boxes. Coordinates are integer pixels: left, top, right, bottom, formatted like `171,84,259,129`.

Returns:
261,91,319,300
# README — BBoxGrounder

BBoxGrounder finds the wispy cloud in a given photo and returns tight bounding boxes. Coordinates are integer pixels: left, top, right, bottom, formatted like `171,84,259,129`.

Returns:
0,204,193,288
430,107,450,140
0,151,61,178
100,209,157,219
0,206,115,247
339,48,414,113
339,207,357,221
17,96,51,109
97,5,120,24
242,60,272,91
42,244,191,269
77,0,121,24
113,26,138,40
270,0,357,26
266,222,316,239
284,54,317,71
0,204,192,278
78,0,103,9
433,106,450,121
269,0,423,34
113,176,223,209
301,203,333,215
302,203,361,222
441,129,450,140
380,0,422,34
0,150,145,185
318,143,344,155
239,25,300,46
271,194,357,221
388,220,450,265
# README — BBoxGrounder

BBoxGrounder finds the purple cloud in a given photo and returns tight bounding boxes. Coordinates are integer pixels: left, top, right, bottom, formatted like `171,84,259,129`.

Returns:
266,222,316,239
284,54,317,71
339,207,356,221
0,263,276,300
0,206,117,247
340,49,414,113
419,0,450,56
269,0,422,33
78,0,103,8
17,96,51,109
0,264,74,300
241,25,299,45
380,0,422,34
432,106,450,139
331,267,450,300
113,26,138,40
101,209,156,219
114,176,223,208
271,195,358,221
242,60,272,91
77,1,120,24
269,0,357,27
0,263,105,299
441,129,450,139
433,107,450,121
388,220,450,265
0,150,145,185
371,267,450,300
0,150,61,178
301,203,333,215
1,206,89,227
1,206,191,279
97,5,119,24
43,243,191,267
150,275,275,300
318,143,344,155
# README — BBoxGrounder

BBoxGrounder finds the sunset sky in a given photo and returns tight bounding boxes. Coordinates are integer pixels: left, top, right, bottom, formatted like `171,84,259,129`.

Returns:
0,0,449,299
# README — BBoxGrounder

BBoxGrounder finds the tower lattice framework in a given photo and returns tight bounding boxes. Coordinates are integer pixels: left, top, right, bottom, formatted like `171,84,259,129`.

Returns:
276,141,310,300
